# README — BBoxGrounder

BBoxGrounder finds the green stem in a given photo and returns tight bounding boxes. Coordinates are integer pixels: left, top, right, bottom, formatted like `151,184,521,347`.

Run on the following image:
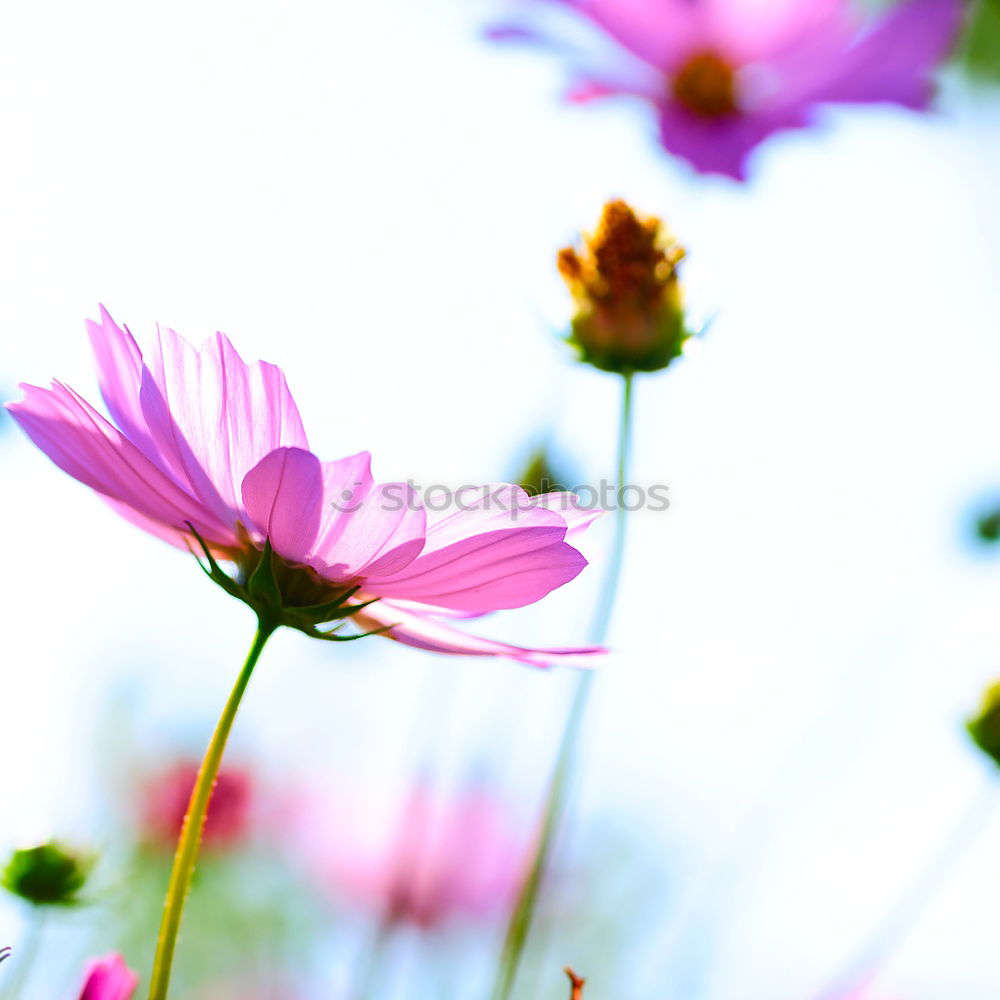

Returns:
490,373,635,1000
147,619,276,1000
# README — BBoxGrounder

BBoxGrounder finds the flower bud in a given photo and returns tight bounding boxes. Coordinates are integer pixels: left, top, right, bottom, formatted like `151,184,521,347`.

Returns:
558,200,689,375
515,445,574,498
967,681,1000,767
2,841,90,907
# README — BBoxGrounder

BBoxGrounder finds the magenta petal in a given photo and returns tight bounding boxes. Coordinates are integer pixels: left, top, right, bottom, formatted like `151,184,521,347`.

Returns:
86,306,157,455
311,480,427,580
368,528,587,613
809,0,965,108
559,0,705,70
657,102,809,179
355,600,605,668
139,326,309,524
6,381,233,546
530,491,603,537
78,954,139,1000
241,447,325,563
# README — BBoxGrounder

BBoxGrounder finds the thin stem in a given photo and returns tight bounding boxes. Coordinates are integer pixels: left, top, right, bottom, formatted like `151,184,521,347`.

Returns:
0,910,45,1000
490,373,635,1000
147,620,276,1000
811,778,996,1000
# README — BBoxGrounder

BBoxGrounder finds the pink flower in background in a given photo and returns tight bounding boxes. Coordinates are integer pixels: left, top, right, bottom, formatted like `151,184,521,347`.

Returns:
490,0,965,178
139,761,253,850
77,954,138,1000
7,309,603,668
308,782,527,930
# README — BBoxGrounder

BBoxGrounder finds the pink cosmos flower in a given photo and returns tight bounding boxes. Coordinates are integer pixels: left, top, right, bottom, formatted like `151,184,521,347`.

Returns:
489,0,966,179
307,781,527,930
77,955,138,1000
138,761,253,851
7,309,602,667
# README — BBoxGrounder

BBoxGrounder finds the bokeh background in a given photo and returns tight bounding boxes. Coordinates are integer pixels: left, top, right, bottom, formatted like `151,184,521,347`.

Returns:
2,1,1000,997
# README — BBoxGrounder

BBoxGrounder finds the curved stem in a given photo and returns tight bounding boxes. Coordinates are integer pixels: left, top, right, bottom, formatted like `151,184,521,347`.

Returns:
147,620,275,1000
811,778,996,1000
0,911,45,1000
490,373,635,1000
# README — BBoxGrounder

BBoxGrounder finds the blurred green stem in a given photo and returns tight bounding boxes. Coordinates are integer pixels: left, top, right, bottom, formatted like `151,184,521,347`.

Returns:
490,373,635,1000
147,619,275,1000
0,911,45,1000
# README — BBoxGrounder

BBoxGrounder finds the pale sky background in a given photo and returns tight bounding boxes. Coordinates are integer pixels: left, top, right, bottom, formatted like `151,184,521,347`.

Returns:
2,1,1000,998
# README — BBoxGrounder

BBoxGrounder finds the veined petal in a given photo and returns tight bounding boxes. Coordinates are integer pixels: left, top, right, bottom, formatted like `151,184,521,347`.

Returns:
529,491,603,537
366,526,587,614
86,305,157,455
353,600,605,668
310,480,427,580
6,381,233,547
138,326,309,525
241,447,325,563
420,485,564,551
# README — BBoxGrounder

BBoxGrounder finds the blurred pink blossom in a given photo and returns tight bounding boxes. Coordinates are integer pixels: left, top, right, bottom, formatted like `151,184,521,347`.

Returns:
490,0,965,178
308,782,528,930
77,954,138,1000
138,761,254,851
7,310,602,668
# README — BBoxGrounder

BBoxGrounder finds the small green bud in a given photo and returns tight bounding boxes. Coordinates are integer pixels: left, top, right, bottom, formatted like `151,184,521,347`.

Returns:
515,446,573,498
2,842,90,907
974,505,1000,544
967,681,1000,767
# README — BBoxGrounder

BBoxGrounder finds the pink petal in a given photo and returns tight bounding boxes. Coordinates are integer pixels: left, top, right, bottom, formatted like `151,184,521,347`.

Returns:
241,447,325,563
78,954,139,1000
366,486,587,614
704,0,851,63
138,326,308,527
529,491,603,538
86,306,157,456
656,100,809,179
6,381,233,547
556,0,706,70
353,600,606,668
311,480,427,580
805,0,965,108
419,485,561,552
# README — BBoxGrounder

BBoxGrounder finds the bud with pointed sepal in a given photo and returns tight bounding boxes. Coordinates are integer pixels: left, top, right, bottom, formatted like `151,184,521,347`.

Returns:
558,200,690,375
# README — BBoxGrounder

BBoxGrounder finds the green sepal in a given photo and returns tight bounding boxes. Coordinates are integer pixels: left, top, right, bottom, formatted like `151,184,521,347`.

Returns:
289,586,363,623
246,538,283,610
184,526,383,640
185,523,245,601
298,623,393,642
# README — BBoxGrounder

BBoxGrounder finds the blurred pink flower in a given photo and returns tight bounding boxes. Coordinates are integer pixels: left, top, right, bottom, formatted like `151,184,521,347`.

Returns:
138,761,253,851
490,0,965,178
7,309,603,668
77,954,138,1000
310,782,527,930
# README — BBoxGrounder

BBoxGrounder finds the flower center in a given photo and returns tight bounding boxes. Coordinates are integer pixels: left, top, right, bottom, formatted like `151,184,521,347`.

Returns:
672,52,739,118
